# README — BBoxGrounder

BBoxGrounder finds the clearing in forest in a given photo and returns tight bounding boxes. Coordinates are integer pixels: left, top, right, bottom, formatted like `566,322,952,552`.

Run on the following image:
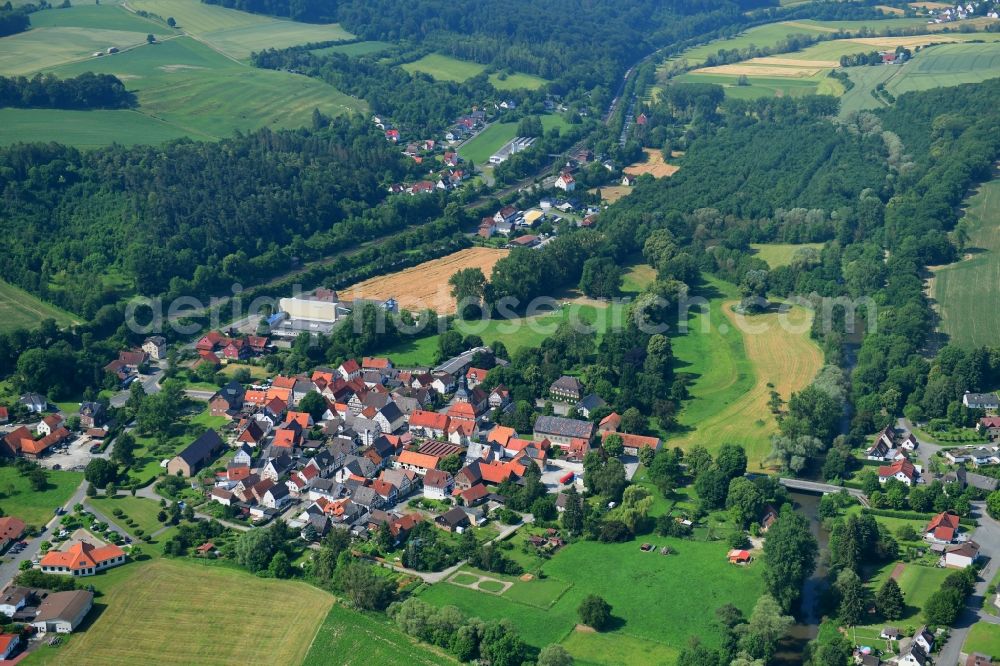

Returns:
343,248,510,314
624,149,679,178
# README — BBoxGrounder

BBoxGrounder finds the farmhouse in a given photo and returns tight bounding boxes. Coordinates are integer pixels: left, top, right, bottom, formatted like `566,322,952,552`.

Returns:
533,415,594,446
963,392,999,410
40,541,126,576
436,506,471,533
167,429,226,477
396,449,440,475
31,590,93,634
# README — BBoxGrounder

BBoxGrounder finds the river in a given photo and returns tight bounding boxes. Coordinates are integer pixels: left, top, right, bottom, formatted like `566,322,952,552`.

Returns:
773,490,830,665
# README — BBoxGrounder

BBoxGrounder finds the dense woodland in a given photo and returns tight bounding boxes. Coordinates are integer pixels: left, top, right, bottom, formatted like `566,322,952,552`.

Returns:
0,7,30,37
0,72,134,109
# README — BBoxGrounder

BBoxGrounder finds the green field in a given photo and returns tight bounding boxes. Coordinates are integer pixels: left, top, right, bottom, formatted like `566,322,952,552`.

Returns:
489,71,550,91
673,71,832,99
965,622,1000,659
26,558,335,666
419,537,763,663
311,40,393,57
668,277,823,469
303,603,456,665
402,53,488,81
842,41,1000,115
379,300,627,367
29,3,168,33
15,36,364,144
89,495,168,535
751,242,824,268
458,115,570,164
0,467,82,527
932,178,1000,348
0,26,158,76
129,0,354,60
0,279,81,331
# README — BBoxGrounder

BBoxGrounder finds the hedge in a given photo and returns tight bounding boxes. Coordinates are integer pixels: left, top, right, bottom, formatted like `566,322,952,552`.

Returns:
861,507,976,528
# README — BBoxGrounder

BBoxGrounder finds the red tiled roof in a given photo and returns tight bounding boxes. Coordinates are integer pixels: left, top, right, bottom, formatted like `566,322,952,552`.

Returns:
878,458,915,480
397,450,440,470
410,409,449,430
602,430,660,451
0,516,25,541
40,541,125,571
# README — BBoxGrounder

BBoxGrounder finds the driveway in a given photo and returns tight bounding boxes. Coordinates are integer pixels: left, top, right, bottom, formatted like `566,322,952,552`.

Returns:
109,364,165,408
0,480,87,588
541,460,583,491
897,417,943,472
36,434,104,471
935,502,1000,666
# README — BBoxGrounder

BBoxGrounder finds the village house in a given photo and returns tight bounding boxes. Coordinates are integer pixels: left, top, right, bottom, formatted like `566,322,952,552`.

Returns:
436,506,471,533
422,468,453,500
0,517,25,552
554,171,575,192
878,458,917,486
924,511,960,543
31,590,93,634
944,446,1000,466
963,392,999,410
210,381,245,419
978,417,1000,440
19,393,47,414
396,449,441,476
167,430,225,477
40,541,126,577
37,414,64,437
79,402,106,429
0,632,19,659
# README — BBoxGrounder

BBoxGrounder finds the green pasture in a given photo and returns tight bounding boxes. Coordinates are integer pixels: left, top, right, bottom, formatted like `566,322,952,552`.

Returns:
933,178,1000,348
41,36,363,142
402,53,488,82
0,279,81,331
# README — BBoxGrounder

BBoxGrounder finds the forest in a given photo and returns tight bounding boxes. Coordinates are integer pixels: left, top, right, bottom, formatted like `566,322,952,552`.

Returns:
201,0,337,22
0,72,135,110
0,6,30,38
0,115,431,314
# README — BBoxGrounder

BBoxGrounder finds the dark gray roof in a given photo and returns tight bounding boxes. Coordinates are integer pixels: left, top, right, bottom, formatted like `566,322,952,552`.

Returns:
175,430,225,467
436,506,470,528
533,415,594,439
378,401,404,424
352,486,379,508
576,394,606,411
551,375,584,392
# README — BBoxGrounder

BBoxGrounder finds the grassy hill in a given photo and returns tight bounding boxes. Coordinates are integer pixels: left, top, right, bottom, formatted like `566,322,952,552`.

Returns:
0,279,81,333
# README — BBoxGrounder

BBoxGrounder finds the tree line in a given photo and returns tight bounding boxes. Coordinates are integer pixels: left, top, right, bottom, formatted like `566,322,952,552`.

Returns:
0,72,135,110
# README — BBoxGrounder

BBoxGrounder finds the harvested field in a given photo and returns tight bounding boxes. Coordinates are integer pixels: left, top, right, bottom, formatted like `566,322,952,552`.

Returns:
592,185,632,203
694,63,824,77
781,19,840,32
749,56,840,68
848,34,967,48
343,247,509,313
909,1,952,7
624,148,679,178
877,5,907,14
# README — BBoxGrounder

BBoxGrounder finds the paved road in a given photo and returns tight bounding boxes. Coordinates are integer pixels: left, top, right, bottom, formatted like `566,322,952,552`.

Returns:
109,364,165,408
184,389,215,401
0,480,88,587
936,502,1000,666
897,417,943,471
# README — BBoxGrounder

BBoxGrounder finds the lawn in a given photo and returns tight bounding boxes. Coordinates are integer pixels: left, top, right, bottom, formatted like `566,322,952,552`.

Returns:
458,115,569,164
419,537,765,662
751,242,824,268
0,468,82,527
303,603,456,665
39,36,364,143
851,559,952,648
0,279,81,332
561,630,679,666
932,177,1000,348
401,53,488,82
621,262,656,295
220,363,270,380
668,276,824,469
26,558,334,666
89,495,168,535
128,0,354,60
965,622,1000,659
